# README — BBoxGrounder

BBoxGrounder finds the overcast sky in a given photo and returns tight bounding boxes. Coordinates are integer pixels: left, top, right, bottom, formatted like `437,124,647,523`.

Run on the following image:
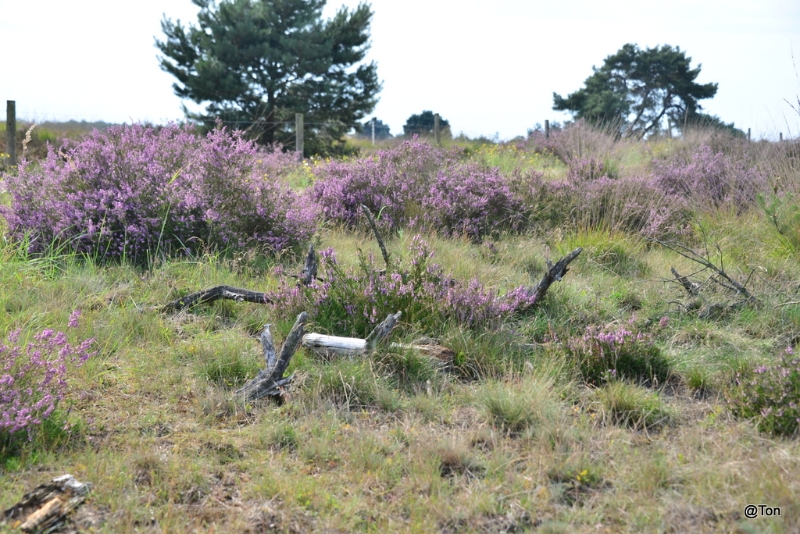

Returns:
2,0,799,140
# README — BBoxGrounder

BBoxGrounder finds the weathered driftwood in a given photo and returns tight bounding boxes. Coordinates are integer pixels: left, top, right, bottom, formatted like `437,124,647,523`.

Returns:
236,312,308,402
365,311,402,350
361,204,391,268
161,285,272,313
524,247,583,308
302,311,403,356
2,474,91,533
302,333,454,363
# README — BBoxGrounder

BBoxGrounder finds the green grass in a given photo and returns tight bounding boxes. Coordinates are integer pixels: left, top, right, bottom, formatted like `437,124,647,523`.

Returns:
3,132,800,532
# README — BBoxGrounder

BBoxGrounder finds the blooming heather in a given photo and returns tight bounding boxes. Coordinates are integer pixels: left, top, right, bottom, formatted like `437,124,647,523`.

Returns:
1,124,316,263
567,324,670,384
728,348,800,436
308,139,524,240
268,235,538,335
652,144,767,210
1,311,95,436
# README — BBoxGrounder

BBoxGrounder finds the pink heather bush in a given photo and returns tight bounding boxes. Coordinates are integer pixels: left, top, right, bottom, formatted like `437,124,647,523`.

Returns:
509,169,689,238
308,139,524,240
727,347,800,436
566,324,671,385
1,124,316,263
651,144,768,210
268,235,538,335
1,310,95,437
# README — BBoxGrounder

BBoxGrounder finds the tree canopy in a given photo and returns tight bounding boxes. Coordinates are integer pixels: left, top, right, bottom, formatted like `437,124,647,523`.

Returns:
553,44,718,138
403,111,450,137
156,0,381,156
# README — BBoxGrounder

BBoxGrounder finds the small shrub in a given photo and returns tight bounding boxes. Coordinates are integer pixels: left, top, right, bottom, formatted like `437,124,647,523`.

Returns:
547,459,606,506
727,348,800,436
0,311,95,442
566,157,611,182
652,144,767,211
567,324,671,385
478,376,562,435
264,423,300,451
757,192,800,252
310,360,383,409
432,440,484,478
595,380,674,429
509,170,689,238
198,350,261,388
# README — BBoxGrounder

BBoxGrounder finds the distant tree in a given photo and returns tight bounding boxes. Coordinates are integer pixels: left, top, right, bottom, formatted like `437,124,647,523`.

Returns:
156,0,381,156
403,111,450,137
358,117,392,139
553,44,718,138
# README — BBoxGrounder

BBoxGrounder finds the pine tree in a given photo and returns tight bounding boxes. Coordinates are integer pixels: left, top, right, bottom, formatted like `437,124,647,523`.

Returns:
157,0,381,155
553,44,718,138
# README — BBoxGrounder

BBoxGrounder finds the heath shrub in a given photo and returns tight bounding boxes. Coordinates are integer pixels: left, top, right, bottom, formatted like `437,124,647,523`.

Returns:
727,347,800,436
1,310,95,438
1,124,316,263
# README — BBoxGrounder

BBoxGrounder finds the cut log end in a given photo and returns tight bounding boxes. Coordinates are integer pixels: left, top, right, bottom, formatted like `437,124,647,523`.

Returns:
3,475,91,534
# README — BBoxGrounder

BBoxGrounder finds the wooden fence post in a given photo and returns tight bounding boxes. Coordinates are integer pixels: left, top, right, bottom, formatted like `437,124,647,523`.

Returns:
779,132,783,142
434,113,441,145
295,113,304,160
371,117,376,145
747,128,751,141
6,100,15,166
545,119,550,140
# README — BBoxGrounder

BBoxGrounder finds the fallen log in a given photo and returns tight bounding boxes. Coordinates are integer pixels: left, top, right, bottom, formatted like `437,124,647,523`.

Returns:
2,474,91,534
236,312,307,402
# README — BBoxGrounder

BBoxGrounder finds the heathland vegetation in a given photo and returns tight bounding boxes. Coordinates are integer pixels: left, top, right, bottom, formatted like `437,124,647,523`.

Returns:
1,121,800,531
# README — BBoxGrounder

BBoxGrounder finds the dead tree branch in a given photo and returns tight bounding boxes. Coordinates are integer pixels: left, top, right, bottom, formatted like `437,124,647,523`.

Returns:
365,311,403,350
299,243,318,286
523,247,583,308
652,239,755,301
236,312,308,402
361,204,391,269
161,286,272,313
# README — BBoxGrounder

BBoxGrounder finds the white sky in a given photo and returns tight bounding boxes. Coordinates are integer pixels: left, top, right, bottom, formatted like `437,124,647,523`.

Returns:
2,0,799,140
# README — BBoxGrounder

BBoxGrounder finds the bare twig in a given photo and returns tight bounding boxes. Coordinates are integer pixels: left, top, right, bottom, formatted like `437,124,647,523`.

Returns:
670,266,701,296
651,239,755,301
361,204,391,269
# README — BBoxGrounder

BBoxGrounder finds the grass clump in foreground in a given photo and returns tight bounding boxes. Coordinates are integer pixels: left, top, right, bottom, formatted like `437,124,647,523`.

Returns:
2,124,800,532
